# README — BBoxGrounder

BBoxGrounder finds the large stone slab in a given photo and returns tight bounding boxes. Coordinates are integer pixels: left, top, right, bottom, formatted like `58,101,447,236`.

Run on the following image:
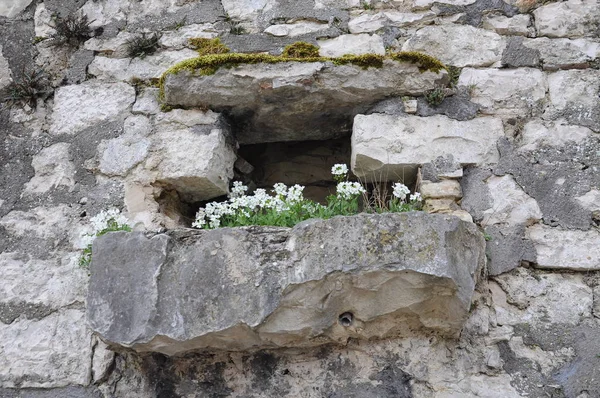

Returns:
162,60,447,144
351,114,503,181
87,213,485,355
533,0,599,38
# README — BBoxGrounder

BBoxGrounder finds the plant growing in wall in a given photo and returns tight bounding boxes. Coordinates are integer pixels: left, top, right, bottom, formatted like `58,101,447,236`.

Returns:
126,33,161,58
79,208,132,268
2,68,53,109
192,164,422,229
50,13,93,46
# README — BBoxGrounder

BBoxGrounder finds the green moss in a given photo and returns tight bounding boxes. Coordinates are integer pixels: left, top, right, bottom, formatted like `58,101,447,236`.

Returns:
158,44,446,101
281,42,319,58
389,51,446,73
189,37,230,56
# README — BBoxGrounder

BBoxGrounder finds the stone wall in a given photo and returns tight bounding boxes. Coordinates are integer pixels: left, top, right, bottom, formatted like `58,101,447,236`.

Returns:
0,0,599,397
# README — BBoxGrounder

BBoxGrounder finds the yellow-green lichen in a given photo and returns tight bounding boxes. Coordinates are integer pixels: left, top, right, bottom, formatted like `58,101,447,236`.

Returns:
281,42,320,58
188,37,230,56
158,44,446,100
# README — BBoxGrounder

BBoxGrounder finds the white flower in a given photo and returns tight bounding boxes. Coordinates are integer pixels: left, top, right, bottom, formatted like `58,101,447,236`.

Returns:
286,184,305,203
392,183,410,201
272,183,288,197
336,181,366,199
88,207,130,235
192,208,207,228
331,164,348,176
230,181,248,198
410,192,422,202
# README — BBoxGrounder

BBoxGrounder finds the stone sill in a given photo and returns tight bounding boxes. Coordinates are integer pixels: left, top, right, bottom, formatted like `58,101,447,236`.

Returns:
87,212,484,355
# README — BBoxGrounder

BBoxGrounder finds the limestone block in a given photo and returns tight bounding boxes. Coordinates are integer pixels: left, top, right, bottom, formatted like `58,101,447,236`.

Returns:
421,180,462,199
533,0,600,38
481,14,531,36
98,116,151,177
318,33,385,57
385,11,436,28
458,68,547,116
87,213,485,354
527,224,600,271
0,205,70,240
0,251,86,314
159,24,218,49
163,60,446,143
0,0,33,18
148,112,236,202
492,268,593,325
518,119,593,152
544,69,600,131
221,0,276,21
0,309,92,388
265,21,329,37
481,175,542,227
575,189,600,212
83,32,137,57
132,88,161,115
351,114,503,180
412,0,476,9
24,143,75,194
88,49,198,82
49,82,135,135
34,3,54,38
0,45,12,90
521,38,600,70
81,0,127,28
402,25,505,67
348,11,435,33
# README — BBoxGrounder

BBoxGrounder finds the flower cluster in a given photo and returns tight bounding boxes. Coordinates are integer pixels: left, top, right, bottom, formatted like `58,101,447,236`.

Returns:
336,181,366,199
392,183,411,201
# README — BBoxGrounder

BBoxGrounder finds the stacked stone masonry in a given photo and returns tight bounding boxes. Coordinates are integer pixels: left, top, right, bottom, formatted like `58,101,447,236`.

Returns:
0,0,599,397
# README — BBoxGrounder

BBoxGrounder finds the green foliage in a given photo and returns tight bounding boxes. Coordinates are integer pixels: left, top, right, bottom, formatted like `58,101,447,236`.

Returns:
50,13,92,46
425,86,446,107
189,37,230,56
282,42,319,58
446,65,461,88
126,33,161,58
2,68,52,109
332,53,384,68
389,51,446,73
361,1,375,10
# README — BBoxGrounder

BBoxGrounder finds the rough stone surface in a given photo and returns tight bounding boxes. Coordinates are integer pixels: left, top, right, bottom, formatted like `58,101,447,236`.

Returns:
0,0,33,18
318,33,385,57
533,0,600,38
87,213,485,354
544,69,600,131
98,117,151,177
23,143,75,194
520,37,600,70
265,21,328,37
351,114,503,180
164,60,447,143
159,23,218,48
0,45,12,90
484,225,535,276
416,92,480,121
481,14,530,36
518,119,594,152
481,175,542,227
501,36,541,68
348,11,436,33
458,68,547,117
402,25,505,67
527,224,600,270
49,82,136,135
420,180,462,199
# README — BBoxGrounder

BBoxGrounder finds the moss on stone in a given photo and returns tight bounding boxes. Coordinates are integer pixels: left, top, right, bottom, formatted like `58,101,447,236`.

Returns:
188,37,230,56
158,45,446,100
281,42,320,58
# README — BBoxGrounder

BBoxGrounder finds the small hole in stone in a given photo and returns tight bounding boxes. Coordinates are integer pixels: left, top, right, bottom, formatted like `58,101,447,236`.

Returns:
339,312,354,327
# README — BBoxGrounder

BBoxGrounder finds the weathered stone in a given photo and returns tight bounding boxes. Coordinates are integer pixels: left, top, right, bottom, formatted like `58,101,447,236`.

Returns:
49,82,135,135
413,0,476,8
458,68,547,116
348,11,435,33
351,114,503,181
163,60,447,143
520,38,600,70
98,117,151,177
87,213,485,354
66,49,95,85
91,337,114,383
575,189,600,212
221,0,276,21
147,113,236,202
421,154,463,182
83,32,137,58
518,119,594,152
159,24,218,49
533,0,600,38
481,175,542,227
34,3,55,38
132,88,161,115
24,143,75,194
420,180,462,199
492,268,593,325
318,33,385,57
402,25,505,67
544,70,600,131
0,0,33,18
88,49,198,82
0,309,92,388
485,225,535,276
416,93,480,121
481,14,530,36
501,36,541,68
265,21,329,37
0,45,12,91
527,224,600,271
